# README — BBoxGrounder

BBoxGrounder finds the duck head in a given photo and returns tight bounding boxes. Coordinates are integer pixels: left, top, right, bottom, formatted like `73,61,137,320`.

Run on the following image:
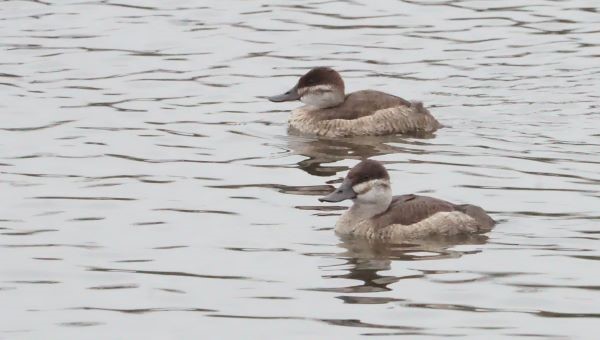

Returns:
269,67,345,109
319,159,393,215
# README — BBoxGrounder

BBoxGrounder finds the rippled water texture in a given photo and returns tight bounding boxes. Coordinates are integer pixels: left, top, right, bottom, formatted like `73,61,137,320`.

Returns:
1,0,599,338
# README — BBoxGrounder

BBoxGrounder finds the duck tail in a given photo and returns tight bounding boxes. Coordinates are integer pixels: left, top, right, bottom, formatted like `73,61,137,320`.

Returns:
410,101,431,115
455,204,496,231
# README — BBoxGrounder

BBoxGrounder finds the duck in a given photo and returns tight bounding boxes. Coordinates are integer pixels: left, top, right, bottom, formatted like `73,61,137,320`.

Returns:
268,67,441,137
319,159,495,241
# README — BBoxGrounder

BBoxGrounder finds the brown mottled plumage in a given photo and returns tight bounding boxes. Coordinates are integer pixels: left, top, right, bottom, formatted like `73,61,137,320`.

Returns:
320,160,495,241
289,102,440,137
307,90,411,121
373,194,495,231
269,68,441,137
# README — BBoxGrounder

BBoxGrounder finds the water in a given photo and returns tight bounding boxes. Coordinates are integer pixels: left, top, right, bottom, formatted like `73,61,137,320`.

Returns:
1,0,599,338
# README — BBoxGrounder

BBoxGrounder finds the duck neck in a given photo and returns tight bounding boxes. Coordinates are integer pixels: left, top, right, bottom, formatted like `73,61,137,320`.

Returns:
336,181,392,231
347,197,391,221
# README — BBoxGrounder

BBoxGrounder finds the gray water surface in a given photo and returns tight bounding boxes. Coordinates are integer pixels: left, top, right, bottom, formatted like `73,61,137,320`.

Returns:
1,1,599,339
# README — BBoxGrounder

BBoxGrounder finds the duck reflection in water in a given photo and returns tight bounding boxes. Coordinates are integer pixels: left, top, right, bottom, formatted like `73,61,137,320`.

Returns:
316,234,488,296
284,133,434,177
311,159,494,296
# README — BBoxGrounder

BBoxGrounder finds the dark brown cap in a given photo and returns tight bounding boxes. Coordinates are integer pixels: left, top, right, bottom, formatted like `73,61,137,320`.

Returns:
346,159,389,186
297,67,344,93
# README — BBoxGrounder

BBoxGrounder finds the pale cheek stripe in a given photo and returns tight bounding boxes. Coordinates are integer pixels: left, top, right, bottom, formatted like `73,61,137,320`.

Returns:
354,187,369,195
299,84,334,95
352,179,389,195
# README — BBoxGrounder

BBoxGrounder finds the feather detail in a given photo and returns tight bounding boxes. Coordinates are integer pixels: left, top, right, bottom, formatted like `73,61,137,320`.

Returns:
334,194,494,241
289,104,440,137
336,211,481,241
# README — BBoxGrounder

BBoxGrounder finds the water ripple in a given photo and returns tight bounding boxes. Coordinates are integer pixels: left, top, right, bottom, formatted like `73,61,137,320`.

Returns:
2,0,599,338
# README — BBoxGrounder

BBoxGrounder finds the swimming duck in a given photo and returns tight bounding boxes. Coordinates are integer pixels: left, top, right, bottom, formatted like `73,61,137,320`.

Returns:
319,159,495,240
269,67,441,137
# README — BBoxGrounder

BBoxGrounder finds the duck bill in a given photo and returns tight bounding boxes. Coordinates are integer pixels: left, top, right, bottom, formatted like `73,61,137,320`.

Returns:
319,178,357,203
268,84,300,102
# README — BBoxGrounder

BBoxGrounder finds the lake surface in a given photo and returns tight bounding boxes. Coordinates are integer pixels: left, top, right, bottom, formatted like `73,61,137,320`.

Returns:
1,0,599,338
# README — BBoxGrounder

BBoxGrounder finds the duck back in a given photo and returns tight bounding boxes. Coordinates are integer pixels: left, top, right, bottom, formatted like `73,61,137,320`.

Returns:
315,90,411,120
